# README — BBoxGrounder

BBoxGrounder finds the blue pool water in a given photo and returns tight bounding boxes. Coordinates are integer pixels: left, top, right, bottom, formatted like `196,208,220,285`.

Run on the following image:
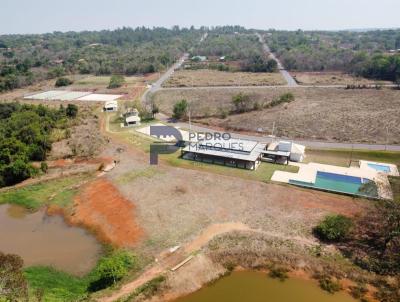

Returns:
367,163,391,173
290,171,375,197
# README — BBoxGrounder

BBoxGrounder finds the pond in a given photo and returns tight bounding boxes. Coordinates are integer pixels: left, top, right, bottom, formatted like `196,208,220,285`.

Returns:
0,204,102,275
174,271,356,302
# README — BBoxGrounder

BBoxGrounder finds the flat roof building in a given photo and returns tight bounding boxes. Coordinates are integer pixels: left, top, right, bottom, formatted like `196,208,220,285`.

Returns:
182,138,267,170
104,100,118,112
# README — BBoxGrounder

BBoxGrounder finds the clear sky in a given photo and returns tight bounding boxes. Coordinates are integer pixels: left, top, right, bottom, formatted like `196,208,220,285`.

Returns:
1,0,399,34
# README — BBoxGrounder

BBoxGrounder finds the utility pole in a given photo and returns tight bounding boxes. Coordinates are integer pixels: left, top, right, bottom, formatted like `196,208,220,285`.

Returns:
385,126,389,151
271,121,275,137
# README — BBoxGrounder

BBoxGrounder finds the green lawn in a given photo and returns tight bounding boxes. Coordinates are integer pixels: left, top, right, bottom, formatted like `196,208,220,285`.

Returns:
0,174,92,211
164,153,298,182
306,149,400,167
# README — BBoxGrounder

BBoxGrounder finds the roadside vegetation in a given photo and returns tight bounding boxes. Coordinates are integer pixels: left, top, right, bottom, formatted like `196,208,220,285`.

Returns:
0,102,79,187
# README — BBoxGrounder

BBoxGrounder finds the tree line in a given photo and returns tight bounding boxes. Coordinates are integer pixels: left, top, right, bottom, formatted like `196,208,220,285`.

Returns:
265,30,400,81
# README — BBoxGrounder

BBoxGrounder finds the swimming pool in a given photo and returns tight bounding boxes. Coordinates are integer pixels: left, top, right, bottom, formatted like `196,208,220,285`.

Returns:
367,163,391,173
289,171,376,197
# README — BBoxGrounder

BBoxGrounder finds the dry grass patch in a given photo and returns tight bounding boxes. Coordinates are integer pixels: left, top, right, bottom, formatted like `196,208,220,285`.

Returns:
153,87,400,144
291,72,391,86
163,70,285,87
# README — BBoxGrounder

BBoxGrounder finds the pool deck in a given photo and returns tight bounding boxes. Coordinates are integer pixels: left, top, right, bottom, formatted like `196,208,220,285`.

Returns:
272,161,397,200
359,160,399,177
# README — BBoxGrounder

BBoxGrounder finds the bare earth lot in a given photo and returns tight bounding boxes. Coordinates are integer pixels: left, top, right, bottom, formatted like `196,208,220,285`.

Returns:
163,70,286,87
153,87,400,144
291,72,392,86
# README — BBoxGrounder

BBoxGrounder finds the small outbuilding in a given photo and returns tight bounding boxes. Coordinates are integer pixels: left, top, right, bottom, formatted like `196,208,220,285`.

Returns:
262,141,305,164
124,108,141,127
104,100,118,112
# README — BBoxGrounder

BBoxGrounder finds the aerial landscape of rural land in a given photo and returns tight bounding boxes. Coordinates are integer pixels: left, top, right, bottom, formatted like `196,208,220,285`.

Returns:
1,0,400,301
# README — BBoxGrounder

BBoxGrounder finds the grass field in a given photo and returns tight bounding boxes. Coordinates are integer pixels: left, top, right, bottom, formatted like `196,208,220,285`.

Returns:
291,72,392,86
153,87,400,144
0,174,92,210
163,70,286,87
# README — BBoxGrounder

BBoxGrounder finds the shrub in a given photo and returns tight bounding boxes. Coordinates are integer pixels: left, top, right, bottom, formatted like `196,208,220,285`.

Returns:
88,250,137,291
108,75,125,89
349,283,368,299
318,277,342,294
66,104,78,118
232,92,251,113
55,77,73,87
313,215,353,242
268,266,289,282
172,99,188,120
40,162,48,173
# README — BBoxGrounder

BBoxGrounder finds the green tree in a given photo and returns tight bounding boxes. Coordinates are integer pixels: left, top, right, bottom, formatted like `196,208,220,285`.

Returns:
313,215,353,242
232,92,250,113
108,75,125,89
172,99,188,120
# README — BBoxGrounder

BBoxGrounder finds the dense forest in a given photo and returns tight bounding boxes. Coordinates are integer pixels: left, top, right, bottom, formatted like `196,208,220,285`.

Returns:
190,33,263,60
0,102,77,187
265,30,400,81
0,27,204,92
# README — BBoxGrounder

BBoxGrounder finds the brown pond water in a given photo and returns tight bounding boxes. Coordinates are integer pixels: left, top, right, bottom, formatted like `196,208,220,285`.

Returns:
174,271,357,302
0,204,102,275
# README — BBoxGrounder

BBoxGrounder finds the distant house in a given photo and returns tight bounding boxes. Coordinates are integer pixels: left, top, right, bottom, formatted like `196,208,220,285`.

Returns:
104,100,118,112
124,109,141,127
191,56,207,62
219,56,226,62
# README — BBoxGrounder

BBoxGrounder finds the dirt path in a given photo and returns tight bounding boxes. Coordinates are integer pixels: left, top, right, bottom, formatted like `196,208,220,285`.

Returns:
97,222,317,302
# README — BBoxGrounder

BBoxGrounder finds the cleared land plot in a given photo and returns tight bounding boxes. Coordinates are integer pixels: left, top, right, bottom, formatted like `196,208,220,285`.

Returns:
24,90,122,102
24,90,70,100
56,91,92,101
77,94,122,101
163,70,286,87
153,87,400,144
292,72,392,86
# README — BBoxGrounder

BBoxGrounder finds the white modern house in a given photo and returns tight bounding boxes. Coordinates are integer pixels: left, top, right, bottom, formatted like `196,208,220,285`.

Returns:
104,100,118,112
124,109,141,127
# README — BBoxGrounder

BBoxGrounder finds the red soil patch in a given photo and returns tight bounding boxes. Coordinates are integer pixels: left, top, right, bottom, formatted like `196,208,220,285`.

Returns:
68,177,143,247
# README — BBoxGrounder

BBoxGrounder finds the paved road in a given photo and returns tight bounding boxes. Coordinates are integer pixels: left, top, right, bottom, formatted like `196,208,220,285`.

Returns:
256,33,298,87
141,53,188,103
157,113,400,151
